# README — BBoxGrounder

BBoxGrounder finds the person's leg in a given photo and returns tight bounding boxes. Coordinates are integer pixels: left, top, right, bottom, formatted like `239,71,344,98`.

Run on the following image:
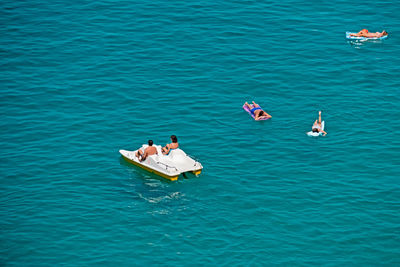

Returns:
377,31,386,37
244,102,252,109
246,102,256,109
318,111,322,124
140,152,148,162
136,149,143,158
162,145,169,153
252,101,260,108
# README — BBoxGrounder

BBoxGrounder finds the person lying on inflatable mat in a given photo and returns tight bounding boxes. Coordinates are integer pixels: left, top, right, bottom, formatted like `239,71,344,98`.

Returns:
136,140,158,161
312,111,327,136
350,29,388,38
244,101,272,120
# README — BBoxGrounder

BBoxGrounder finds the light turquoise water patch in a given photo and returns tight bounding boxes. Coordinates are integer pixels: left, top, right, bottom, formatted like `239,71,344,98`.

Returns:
1,0,400,265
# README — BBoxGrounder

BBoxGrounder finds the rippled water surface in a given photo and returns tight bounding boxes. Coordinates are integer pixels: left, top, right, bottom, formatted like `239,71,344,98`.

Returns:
1,0,400,265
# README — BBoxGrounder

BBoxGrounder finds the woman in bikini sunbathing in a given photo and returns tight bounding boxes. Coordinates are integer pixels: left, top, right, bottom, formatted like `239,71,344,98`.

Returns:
244,101,272,120
312,111,327,136
162,135,179,155
350,29,388,38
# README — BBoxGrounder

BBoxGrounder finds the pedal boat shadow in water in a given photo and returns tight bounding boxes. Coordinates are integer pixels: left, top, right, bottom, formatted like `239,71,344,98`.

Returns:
119,144,203,181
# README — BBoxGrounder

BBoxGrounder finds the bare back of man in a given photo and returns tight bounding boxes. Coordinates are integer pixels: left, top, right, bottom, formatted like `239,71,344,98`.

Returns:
144,146,157,157
136,140,158,162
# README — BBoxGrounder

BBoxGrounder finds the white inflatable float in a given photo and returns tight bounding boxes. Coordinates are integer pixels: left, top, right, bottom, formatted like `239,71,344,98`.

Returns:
307,121,325,137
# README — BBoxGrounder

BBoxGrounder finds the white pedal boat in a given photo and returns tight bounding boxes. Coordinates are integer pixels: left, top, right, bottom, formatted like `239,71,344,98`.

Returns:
119,144,203,181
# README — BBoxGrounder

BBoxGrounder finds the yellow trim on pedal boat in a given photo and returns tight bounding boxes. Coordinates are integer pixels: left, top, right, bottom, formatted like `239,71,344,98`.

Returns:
121,155,178,181
191,170,202,176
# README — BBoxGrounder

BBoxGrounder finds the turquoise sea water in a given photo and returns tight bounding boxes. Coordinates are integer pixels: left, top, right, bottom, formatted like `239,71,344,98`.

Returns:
1,0,400,265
